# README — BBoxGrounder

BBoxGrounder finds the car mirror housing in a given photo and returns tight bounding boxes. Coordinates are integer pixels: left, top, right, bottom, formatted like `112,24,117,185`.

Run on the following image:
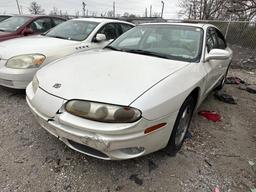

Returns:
205,49,230,61
95,33,107,42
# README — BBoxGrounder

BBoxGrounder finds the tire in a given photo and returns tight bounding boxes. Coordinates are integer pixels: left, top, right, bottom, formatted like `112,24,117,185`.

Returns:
163,95,196,156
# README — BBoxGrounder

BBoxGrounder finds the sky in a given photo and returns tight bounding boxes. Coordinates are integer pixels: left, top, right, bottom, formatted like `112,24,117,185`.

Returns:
0,0,181,19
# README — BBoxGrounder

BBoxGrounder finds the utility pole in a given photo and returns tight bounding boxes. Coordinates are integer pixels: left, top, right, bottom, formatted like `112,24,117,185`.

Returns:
113,1,116,18
15,0,21,15
188,4,192,19
82,2,86,17
161,1,165,18
150,5,152,17
145,8,148,17
20,5,23,14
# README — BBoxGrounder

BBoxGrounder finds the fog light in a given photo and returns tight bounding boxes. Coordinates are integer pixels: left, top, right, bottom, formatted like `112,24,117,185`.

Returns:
120,147,144,155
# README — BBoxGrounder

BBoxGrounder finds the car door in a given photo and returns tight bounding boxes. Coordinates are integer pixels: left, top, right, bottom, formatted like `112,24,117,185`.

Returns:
215,28,232,75
203,27,223,93
28,17,53,35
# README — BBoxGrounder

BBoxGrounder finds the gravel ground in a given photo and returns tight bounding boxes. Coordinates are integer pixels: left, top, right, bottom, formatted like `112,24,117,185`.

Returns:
0,68,255,192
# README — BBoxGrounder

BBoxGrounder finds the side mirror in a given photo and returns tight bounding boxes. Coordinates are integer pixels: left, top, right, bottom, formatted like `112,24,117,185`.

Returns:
22,28,33,36
205,49,230,61
95,33,107,42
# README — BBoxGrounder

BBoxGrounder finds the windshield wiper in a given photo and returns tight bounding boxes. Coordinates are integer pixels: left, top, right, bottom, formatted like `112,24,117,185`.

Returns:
105,45,125,52
124,49,171,59
47,35,69,40
0,29,6,32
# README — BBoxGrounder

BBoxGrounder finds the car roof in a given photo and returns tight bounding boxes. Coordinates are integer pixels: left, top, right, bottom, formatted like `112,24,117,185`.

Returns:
10,15,66,20
139,22,215,29
72,17,134,25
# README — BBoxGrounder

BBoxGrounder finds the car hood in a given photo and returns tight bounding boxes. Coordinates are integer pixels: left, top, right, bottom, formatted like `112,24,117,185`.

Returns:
37,50,190,106
0,35,78,59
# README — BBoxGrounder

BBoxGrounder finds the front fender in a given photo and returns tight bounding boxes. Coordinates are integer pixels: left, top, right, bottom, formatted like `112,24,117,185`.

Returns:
130,63,207,120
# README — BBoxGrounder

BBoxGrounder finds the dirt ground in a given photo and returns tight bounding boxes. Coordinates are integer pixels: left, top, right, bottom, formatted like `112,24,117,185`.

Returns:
0,68,255,192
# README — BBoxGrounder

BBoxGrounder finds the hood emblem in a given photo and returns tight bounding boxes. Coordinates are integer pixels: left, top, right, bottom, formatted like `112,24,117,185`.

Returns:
53,83,61,89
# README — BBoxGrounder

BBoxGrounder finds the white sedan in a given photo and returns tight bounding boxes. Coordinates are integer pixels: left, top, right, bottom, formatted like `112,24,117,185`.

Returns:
26,23,232,160
0,18,134,89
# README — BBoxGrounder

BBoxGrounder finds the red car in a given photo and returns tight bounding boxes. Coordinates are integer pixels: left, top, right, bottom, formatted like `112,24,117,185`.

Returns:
0,15,66,42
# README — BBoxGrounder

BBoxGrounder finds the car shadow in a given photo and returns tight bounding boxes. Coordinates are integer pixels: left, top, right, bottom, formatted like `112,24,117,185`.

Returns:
0,86,26,98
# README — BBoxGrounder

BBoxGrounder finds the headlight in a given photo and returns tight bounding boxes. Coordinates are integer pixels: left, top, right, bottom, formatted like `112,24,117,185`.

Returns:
6,54,46,69
32,75,39,94
65,100,142,123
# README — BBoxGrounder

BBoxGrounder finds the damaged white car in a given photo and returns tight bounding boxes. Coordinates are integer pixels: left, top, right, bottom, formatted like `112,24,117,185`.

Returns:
26,23,232,160
0,18,134,89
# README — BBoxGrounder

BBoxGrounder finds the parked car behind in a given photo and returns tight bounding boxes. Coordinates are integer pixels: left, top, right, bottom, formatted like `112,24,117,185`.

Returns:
0,15,66,42
26,23,232,160
0,18,134,89
0,15,12,22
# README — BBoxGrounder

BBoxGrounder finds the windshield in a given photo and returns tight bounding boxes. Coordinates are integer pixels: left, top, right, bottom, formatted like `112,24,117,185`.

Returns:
108,25,204,62
45,20,99,41
0,16,31,32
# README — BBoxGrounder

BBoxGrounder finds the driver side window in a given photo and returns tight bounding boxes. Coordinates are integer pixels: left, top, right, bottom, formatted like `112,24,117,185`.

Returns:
97,23,118,40
29,18,52,33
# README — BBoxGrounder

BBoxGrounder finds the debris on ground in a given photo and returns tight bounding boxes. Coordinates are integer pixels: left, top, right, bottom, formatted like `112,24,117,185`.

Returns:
148,159,158,173
238,84,248,91
212,187,220,192
246,85,256,94
214,92,237,104
248,160,255,166
225,77,245,85
115,185,124,191
198,111,221,122
185,131,193,140
129,174,143,186
240,57,256,70
204,159,212,167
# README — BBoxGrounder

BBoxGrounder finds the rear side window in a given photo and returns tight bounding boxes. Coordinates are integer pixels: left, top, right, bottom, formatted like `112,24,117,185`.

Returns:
98,23,119,40
121,24,133,33
30,18,52,33
53,18,65,26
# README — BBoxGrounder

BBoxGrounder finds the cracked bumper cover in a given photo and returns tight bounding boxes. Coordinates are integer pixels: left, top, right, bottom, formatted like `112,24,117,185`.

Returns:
26,83,177,160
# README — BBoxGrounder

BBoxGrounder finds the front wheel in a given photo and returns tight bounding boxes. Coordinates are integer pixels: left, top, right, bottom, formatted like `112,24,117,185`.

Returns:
163,96,195,155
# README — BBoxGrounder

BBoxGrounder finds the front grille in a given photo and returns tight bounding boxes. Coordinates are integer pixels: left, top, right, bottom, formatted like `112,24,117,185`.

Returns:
67,139,109,159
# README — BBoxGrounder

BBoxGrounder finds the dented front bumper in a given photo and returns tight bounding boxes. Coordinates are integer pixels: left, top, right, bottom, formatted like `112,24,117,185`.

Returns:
26,83,177,160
